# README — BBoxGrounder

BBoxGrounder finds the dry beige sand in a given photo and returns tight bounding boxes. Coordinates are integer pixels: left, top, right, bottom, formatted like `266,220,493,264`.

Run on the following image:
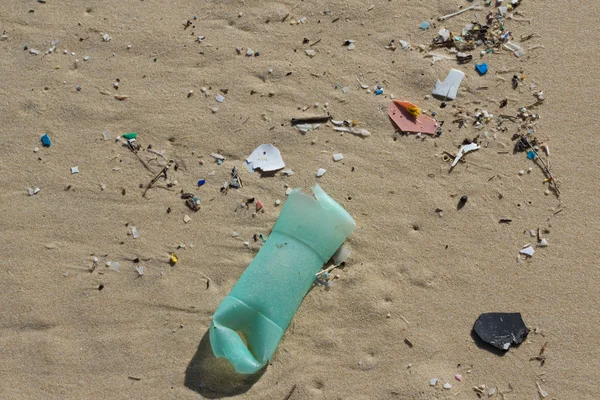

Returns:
1,0,599,398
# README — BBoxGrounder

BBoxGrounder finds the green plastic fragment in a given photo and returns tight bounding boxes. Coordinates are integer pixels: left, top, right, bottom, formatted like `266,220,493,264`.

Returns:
122,132,137,139
210,185,355,374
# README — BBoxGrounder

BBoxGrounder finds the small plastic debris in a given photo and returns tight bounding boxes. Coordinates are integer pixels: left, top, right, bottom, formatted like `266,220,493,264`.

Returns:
282,169,294,176
197,179,206,187
41,133,52,147
256,200,264,212
102,131,111,141
527,150,536,160
519,169,525,176
109,262,120,272
333,153,344,161
374,88,384,95
122,132,137,140
246,144,285,172
538,238,548,247
102,33,111,42
295,123,321,133
275,199,281,206
429,378,439,386
443,383,452,390
183,215,191,223
473,312,529,351
169,253,178,265
503,41,525,57
331,243,351,265
475,63,488,75
211,153,225,161
536,383,549,398
71,166,79,174
520,245,535,257
451,143,480,168
215,94,225,103
100,183,106,191
333,126,370,137
455,374,462,381
388,100,440,135
131,226,140,239
316,168,326,177
419,21,431,30
305,49,316,57
136,266,144,276
432,69,465,101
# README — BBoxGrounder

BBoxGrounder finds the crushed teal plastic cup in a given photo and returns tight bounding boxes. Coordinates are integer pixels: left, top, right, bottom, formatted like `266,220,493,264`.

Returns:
209,184,356,374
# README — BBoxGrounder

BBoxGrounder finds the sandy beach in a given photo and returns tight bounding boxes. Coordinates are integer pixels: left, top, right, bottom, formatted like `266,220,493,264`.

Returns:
1,0,599,398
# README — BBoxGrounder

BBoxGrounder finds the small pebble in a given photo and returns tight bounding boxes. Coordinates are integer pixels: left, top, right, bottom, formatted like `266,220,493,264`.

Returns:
527,167,533,173
33,147,39,153
183,215,191,223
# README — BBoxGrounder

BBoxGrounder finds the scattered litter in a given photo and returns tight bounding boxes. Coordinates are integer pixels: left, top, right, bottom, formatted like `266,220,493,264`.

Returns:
388,100,440,135
169,253,178,265
215,94,225,103
246,144,285,172
331,243,351,265
102,33,111,42
295,123,321,133
197,179,206,187
136,266,144,276
455,374,462,381
183,215,191,223
316,168,326,177
520,245,535,257
419,21,430,30
333,126,370,137
131,226,140,239
429,378,439,386
122,132,137,140
71,166,79,174
475,63,488,75
305,49,316,57
443,383,452,390
333,153,344,161
291,116,329,125
504,41,525,57
473,312,529,351
438,1,482,21
374,88,384,95
282,169,294,176
41,133,52,147
109,262,120,272
33,147,39,153
433,69,464,101
275,199,281,206
451,143,480,168
538,238,548,247
536,383,549,398
102,131,111,141
256,199,264,212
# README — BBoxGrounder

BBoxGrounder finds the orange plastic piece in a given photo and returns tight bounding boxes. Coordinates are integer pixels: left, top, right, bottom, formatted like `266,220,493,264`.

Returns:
388,100,440,135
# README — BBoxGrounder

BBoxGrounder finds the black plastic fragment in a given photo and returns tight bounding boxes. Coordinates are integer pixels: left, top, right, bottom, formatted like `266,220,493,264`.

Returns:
473,312,529,351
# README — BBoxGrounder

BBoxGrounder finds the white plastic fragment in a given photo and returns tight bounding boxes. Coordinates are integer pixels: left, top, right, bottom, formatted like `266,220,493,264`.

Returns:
246,144,285,172
232,232,239,237
399,40,410,50
131,226,140,239
295,123,320,133
451,143,480,167
103,130,111,141
285,187,293,195
537,383,548,398
33,147,39,153
537,238,548,247
28,187,34,196
333,153,344,161
488,387,496,396
33,187,40,195
520,245,535,257
136,266,144,276
503,41,525,57
332,244,351,265
305,49,316,57
215,94,225,103
429,378,439,386
438,28,450,41
347,42,355,50
210,153,225,161
282,169,294,176
333,126,371,137
29,48,41,55
102,33,111,42
71,166,79,174
109,262,120,272
432,68,465,100
316,168,326,177
183,215,191,223
275,199,281,206
443,383,452,389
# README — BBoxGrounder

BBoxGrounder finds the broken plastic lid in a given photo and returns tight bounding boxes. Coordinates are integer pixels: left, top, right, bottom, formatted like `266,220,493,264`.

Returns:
473,312,529,351
245,144,285,172
388,100,440,135
432,68,465,100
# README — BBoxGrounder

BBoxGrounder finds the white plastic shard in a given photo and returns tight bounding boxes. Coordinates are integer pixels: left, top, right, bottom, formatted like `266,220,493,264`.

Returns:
432,68,465,100
520,245,535,257
331,243,351,265
246,144,285,172
451,143,480,167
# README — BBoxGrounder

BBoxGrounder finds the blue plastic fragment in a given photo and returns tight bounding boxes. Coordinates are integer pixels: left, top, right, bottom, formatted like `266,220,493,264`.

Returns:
41,134,51,147
475,63,488,75
374,89,384,95
527,150,536,160
217,159,223,165
197,179,206,187
419,21,430,30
